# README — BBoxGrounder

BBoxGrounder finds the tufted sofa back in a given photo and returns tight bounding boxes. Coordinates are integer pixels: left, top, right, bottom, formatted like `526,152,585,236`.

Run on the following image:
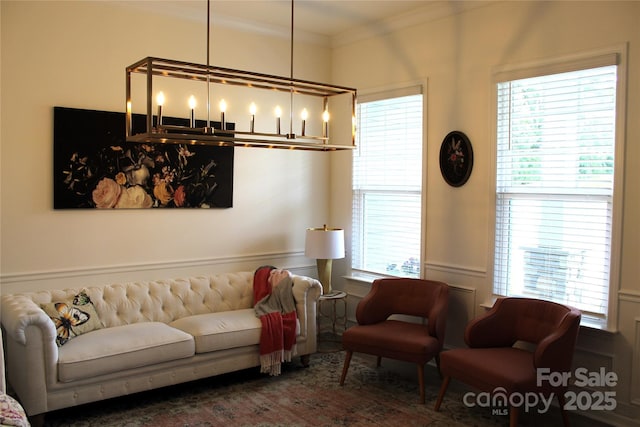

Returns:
14,272,254,328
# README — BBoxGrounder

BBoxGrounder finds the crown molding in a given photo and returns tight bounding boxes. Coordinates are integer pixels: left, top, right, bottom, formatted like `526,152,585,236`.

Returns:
213,14,330,46
331,1,496,48
111,1,329,47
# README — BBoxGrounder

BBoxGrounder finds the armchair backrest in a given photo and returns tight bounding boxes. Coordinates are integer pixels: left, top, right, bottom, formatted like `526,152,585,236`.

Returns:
355,278,449,346
465,297,581,371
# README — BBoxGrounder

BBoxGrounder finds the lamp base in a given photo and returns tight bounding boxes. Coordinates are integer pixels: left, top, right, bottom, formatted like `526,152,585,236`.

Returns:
316,258,334,295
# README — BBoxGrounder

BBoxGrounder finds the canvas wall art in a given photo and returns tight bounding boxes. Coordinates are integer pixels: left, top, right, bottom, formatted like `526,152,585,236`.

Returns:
53,107,234,209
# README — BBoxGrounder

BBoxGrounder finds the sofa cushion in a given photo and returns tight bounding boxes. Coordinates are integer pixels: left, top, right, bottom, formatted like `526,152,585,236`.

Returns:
41,291,103,347
57,322,194,382
169,309,264,353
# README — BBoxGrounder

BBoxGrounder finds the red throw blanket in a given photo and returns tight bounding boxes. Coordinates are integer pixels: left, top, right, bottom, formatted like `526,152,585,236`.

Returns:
253,266,297,376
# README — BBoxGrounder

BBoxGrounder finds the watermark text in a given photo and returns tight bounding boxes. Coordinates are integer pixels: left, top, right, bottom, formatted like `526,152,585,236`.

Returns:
462,367,617,415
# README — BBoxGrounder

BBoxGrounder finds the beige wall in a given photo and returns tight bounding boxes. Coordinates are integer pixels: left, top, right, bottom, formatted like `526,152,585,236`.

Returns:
0,0,332,289
331,1,639,425
2,0,639,424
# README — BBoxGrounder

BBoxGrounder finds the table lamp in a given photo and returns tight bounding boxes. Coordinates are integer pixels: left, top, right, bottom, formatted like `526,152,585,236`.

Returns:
305,225,345,296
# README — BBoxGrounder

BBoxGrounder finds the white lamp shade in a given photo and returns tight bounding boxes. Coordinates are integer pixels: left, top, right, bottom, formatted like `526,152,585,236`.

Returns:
305,227,345,260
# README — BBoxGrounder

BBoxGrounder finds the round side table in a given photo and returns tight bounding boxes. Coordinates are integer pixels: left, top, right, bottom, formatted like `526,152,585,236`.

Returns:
317,291,347,352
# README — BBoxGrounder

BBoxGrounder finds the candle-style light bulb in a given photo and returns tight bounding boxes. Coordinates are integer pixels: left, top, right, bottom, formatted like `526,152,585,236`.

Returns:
156,92,165,128
219,99,227,130
322,110,330,138
275,105,282,134
188,95,196,128
249,102,257,133
126,101,132,136
301,108,308,136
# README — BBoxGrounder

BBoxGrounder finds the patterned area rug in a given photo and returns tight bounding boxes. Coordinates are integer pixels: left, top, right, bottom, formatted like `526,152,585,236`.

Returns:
41,351,590,427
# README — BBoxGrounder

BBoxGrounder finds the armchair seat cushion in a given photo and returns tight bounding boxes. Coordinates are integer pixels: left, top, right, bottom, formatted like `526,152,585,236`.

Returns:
441,347,538,393
343,320,440,364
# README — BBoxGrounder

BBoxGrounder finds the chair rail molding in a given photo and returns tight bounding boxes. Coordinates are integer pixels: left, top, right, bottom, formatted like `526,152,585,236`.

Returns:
425,261,486,278
0,251,315,294
619,289,640,303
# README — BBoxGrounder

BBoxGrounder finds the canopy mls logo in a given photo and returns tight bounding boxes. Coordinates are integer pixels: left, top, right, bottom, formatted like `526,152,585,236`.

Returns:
463,386,554,415
463,367,618,415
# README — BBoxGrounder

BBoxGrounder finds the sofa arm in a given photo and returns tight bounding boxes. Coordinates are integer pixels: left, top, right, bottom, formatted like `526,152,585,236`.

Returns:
1,295,56,345
1,295,59,416
291,275,322,340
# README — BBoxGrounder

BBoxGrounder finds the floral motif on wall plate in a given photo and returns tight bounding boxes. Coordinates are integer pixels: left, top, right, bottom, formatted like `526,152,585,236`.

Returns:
53,107,234,209
439,130,473,187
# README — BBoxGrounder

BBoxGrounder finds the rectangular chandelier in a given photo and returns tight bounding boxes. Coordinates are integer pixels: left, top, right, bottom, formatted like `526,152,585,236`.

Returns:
125,57,357,151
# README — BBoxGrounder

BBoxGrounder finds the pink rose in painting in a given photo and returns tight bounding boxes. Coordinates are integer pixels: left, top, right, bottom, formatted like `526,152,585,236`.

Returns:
92,178,122,208
174,185,186,207
115,186,153,209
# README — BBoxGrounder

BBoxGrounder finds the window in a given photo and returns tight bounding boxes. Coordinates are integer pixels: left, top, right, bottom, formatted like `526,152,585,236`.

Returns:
493,50,625,328
352,87,423,278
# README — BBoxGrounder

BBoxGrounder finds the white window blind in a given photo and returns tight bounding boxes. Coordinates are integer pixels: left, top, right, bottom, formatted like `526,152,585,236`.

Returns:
494,64,618,321
352,91,423,277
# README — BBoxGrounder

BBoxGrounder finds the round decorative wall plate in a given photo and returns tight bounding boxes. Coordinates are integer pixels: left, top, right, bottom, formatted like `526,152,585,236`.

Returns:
439,130,473,187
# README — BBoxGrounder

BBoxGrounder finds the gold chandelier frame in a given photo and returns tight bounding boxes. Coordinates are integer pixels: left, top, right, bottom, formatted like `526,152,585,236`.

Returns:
125,1,357,151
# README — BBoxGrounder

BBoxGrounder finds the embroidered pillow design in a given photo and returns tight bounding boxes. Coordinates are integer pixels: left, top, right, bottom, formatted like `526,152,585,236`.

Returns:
41,291,103,346
0,393,29,427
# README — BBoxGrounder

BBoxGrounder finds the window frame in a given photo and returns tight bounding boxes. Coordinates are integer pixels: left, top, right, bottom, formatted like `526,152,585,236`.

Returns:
489,45,627,331
351,84,426,279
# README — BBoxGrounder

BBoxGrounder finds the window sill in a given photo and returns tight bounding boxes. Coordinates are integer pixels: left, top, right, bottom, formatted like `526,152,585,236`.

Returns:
344,271,406,285
578,315,617,334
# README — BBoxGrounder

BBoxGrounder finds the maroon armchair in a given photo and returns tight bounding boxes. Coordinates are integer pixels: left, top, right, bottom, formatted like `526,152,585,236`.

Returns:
339,278,449,403
434,297,581,426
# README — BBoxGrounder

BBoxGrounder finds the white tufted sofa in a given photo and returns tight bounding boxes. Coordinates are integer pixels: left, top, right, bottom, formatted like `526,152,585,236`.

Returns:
0,271,322,420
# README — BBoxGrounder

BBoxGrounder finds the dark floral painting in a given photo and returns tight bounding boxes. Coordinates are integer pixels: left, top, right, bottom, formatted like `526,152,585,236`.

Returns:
439,130,473,187
53,107,233,209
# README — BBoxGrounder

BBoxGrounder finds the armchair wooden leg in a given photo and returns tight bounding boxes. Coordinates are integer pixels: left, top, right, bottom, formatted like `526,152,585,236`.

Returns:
509,406,519,427
300,354,310,367
339,350,353,386
434,375,450,411
417,364,425,404
376,356,382,367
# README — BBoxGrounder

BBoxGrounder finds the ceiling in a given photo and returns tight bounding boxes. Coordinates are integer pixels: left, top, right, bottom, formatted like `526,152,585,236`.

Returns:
119,1,480,42
209,0,430,37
